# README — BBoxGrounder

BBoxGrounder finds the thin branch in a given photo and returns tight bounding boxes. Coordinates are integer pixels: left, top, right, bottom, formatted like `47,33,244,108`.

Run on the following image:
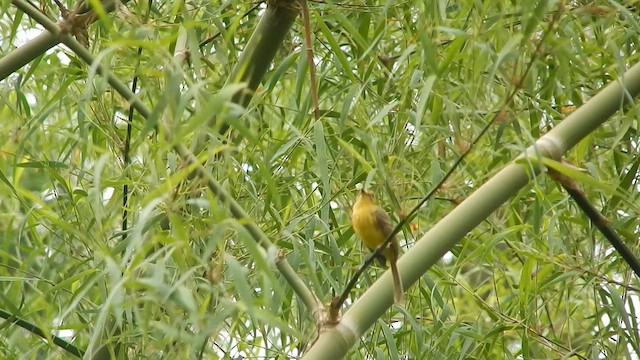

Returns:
122,52,144,240
299,0,320,119
122,0,153,240
548,163,640,278
0,0,131,80
0,308,84,358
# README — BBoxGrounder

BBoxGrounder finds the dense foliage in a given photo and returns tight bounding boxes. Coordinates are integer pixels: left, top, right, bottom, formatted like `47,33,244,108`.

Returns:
1,1,639,358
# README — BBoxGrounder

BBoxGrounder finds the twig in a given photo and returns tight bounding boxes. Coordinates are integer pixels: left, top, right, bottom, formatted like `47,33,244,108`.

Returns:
0,308,84,358
548,163,640,278
299,0,320,119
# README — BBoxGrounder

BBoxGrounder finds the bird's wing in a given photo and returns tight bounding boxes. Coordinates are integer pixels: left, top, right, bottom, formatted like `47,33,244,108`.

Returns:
374,207,400,259
374,207,394,239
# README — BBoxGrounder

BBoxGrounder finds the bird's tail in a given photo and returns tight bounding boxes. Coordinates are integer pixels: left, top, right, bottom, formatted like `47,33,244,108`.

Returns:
390,259,404,304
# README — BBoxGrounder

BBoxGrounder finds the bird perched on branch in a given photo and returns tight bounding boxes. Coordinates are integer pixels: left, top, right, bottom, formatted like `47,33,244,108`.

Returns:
351,189,403,303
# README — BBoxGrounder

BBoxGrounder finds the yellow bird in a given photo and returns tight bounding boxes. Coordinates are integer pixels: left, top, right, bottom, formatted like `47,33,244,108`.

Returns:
351,189,404,303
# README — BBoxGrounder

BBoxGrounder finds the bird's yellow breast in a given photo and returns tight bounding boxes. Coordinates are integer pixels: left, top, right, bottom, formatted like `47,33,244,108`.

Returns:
352,202,387,250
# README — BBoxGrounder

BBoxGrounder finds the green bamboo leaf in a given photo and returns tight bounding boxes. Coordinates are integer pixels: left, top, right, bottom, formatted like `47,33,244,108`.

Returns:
314,121,330,220
15,161,68,168
607,155,640,210
225,255,254,313
315,18,357,84
378,319,400,360
525,157,616,194
337,137,373,173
